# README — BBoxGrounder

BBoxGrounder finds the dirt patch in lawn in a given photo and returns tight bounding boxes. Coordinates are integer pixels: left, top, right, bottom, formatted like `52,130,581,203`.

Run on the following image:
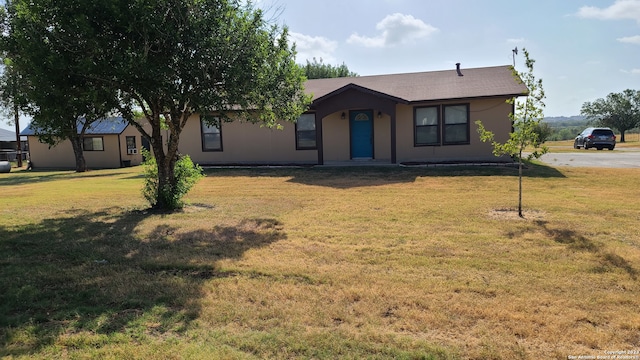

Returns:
488,208,546,220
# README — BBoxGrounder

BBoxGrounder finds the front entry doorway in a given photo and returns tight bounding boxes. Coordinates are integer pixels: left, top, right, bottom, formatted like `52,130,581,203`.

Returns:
350,110,373,159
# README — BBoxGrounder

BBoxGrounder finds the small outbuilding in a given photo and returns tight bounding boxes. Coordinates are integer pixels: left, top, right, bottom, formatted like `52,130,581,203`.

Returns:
21,118,150,169
0,127,28,162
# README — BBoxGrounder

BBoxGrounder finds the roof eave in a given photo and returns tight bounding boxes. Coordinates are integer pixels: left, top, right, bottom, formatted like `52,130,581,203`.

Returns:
406,92,529,105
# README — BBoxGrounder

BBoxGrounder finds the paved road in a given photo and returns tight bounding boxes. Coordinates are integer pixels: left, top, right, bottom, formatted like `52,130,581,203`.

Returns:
537,148,640,168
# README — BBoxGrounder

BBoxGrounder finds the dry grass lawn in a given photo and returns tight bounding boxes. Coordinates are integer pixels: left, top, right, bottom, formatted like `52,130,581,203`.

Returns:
1,162,639,359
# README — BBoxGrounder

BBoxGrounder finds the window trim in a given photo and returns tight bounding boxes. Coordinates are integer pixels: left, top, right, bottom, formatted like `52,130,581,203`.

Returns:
414,105,441,147
442,103,470,145
201,118,223,152
83,136,104,151
126,136,136,150
295,113,317,150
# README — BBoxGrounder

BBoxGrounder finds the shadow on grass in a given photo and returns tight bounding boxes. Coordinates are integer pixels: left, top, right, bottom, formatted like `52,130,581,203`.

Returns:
0,209,285,356
0,169,131,186
202,161,565,189
533,220,637,280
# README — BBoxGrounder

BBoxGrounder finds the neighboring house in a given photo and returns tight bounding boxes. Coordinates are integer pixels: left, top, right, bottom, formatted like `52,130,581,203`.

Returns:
21,118,150,169
20,64,528,169
0,127,28,161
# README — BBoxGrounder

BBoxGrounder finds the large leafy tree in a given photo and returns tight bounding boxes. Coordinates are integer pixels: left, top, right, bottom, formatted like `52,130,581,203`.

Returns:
1,1,120,172
4,0,310,209
476,48,547,218
0,58,25,167
581,89,640,143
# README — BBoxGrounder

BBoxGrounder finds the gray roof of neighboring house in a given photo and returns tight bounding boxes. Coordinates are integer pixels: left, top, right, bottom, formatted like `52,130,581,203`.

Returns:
304,65,528,103
20,117,128,136
0,127,26,142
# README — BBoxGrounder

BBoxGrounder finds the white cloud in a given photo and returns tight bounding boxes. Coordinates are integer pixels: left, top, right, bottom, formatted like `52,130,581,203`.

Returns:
576,0,640,22
617,35,640,43
289,32,338,63
347,13,438,48
507,38,525,43
620,68,640,74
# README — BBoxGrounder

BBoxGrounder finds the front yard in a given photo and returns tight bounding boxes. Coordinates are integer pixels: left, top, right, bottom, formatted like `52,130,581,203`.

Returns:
1,163,638,359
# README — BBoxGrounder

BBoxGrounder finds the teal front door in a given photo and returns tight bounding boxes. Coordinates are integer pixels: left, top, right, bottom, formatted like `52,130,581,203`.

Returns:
350,110,373,159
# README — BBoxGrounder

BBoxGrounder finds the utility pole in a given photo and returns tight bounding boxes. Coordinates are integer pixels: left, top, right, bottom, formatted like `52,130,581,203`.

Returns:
512,47,518,68
12,76,22,168
14,106,22,168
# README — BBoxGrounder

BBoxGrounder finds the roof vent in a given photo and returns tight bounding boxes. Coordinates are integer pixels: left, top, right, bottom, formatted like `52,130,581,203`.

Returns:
456,63,463,76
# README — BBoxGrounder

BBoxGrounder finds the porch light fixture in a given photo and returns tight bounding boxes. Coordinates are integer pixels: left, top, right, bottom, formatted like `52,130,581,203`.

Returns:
377,111,382,118
341,112,345,120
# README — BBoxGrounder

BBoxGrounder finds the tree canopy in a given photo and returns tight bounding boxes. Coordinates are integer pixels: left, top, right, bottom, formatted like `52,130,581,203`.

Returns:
0,59,26,167
3,0,310,208
301,58,358,79
1,1,121,172
580,89,640,142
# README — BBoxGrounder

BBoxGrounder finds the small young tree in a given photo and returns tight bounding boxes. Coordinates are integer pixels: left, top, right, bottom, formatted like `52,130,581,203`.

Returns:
476,48,547,218
140,149,204,209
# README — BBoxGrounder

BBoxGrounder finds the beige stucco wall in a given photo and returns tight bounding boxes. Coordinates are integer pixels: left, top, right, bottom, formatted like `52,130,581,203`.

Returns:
322,112,350,162
374,114,392,162
26,98,513,168
395,98,513,163
179,114,318,165
27,134,122,169
118,125,147,166
27,137,75,169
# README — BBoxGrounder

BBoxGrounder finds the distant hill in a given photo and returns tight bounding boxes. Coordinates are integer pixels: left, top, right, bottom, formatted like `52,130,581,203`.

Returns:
543,115,586,123
542,116,590,141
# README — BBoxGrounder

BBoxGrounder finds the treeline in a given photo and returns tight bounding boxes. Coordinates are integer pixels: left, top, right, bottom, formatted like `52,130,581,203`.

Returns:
300,58,358,79
542,116,589,141
542,116,638,141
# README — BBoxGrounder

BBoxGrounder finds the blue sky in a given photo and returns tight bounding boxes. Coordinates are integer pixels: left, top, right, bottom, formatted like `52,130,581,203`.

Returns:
264,0,640,117
2,0,639,131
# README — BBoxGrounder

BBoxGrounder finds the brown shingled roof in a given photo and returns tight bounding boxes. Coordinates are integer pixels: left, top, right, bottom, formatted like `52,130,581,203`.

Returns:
304,65,528,103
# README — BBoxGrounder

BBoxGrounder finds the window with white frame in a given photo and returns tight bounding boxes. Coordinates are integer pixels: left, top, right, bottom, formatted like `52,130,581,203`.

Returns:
201,118,222,151
83,137,104,151
126,136,136,150
295,113,316,149
414,106,440,146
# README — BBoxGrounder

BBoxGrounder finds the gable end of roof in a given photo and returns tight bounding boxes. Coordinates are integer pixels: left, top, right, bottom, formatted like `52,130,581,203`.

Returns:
312,83,409,106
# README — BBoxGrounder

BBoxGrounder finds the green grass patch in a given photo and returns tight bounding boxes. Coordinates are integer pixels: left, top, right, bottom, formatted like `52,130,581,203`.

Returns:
1,164,639,359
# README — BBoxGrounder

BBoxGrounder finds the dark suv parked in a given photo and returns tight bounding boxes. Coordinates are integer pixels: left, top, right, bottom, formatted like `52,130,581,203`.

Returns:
574,127,616,150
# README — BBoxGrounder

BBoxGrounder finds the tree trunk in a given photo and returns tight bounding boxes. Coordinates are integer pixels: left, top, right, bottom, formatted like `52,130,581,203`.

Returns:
155,154,174,209
518,156,523,218
69,136,87,172
148,119,179,210
620,130,626,143
14,105,22,168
